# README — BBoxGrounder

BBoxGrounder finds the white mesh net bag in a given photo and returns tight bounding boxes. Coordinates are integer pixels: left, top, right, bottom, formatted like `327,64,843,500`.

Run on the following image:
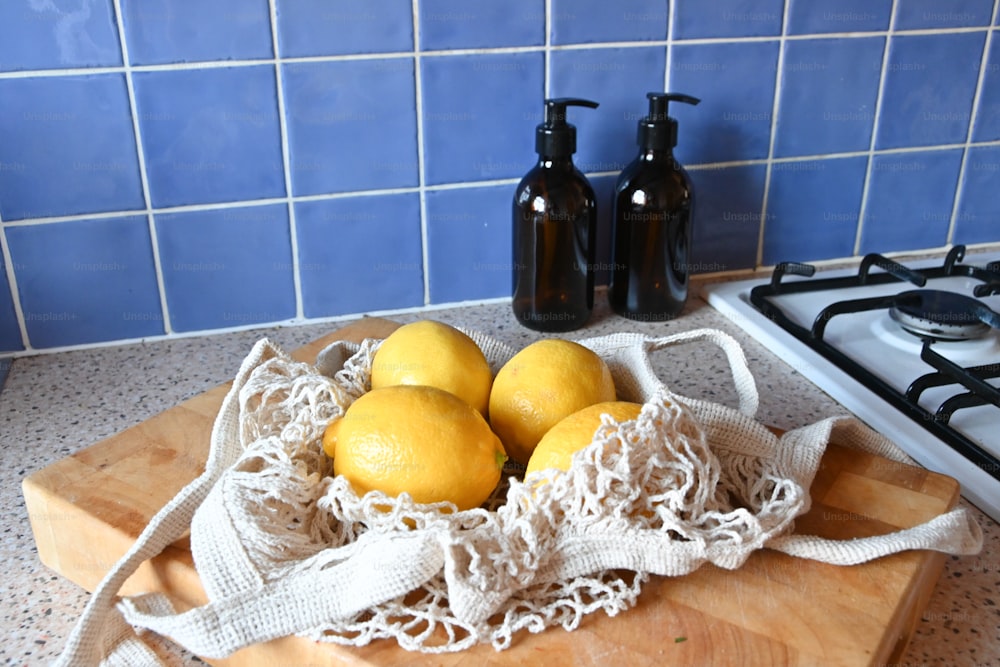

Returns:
56,327,983,665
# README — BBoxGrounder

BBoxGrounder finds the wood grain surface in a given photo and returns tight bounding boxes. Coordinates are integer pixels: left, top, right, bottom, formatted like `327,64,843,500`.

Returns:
22,317,960,666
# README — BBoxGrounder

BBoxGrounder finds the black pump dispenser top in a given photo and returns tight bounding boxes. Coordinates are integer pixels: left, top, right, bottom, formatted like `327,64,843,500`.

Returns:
536,97,599,158
638,92,700,152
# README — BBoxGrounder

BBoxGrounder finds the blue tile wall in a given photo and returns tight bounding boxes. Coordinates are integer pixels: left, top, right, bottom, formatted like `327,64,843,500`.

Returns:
550,47,667,173
155,204,296,332
875,32,986,150
133,66,286,207
419,0,544,49
762,157,868,264
5,216,162,348
420,52,543,185
0,75,144,220
688,164,769,272
274,0,413,58
669,41,781,164
673,0,784,39
860,150,965,253
0,0,998,354
786,0,892,34
773,37,884,158
120,0,274,65
894,0,995,30
294,194,424,318
0,1,121,72
551,0,668,44
954,146,1000,245
972,37,1000,142
0,260,21,352
425,185,512,303
282,59,419,195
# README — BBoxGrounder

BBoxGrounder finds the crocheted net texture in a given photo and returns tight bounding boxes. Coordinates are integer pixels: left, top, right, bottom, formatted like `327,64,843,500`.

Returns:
188,331,808,653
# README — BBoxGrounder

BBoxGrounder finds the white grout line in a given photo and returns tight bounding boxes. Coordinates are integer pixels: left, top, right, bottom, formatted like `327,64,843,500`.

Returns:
945,0,1000,245
0,166,28,350
664,0,675,91
267,0,304,320
2,8,999,357
0,294,513,360
755,0,790,268
853,0,899,257
0,139,1000,232
2,23,996,82
5,140,999,231
412,0,432,306
702,240,1000,279
544,0,552,97
0,214,31,351
110,0,173,337
7,234,1000,361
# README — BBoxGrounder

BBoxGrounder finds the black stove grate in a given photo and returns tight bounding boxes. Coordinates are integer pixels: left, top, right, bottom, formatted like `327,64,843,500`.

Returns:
749,245,1000,482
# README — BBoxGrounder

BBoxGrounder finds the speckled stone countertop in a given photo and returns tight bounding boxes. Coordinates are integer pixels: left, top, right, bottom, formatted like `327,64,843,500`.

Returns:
2,293,997,666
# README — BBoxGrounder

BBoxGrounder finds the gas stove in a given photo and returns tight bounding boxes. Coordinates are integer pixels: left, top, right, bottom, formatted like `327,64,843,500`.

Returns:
702,245,1000,523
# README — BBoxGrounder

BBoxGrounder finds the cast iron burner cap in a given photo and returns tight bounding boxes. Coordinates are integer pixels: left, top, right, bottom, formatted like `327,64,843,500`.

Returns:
889,289,996,341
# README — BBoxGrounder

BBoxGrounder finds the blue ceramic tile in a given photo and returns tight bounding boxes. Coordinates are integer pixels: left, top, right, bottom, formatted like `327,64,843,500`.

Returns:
420,0,542,49
859,150,964,254
0,264,22,352
5,217,163,348
954,146,1000,245
549,47,667,175
762,157,868,264
421,52,543,186
133,66,285,208
120,0,272,65
875,33,985,150
551,0,668,45
895,0,994,30
156,205,295,332
687,164,768,271
972,37,1000,142
425,185,511,303
673,0,783,39
282,60,418,196
295,194,423,317
774,38,884,158
0,0,120,71
0,75,144,221
786,0,891,34
275,0,413,57
669,41,779,165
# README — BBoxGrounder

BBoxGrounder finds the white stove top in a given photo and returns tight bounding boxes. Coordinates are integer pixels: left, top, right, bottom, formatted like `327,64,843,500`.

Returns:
702,249,1000,523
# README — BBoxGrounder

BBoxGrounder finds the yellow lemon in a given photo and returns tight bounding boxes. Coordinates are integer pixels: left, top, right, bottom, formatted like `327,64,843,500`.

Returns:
526,401,643,478
488,339,616,465
371,319,493,417
325,385,507,511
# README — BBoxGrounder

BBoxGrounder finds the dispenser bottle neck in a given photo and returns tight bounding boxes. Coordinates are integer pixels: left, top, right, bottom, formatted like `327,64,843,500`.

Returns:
635,92,700,153
537,155,576,169
534,97,599,163
639,147,675,162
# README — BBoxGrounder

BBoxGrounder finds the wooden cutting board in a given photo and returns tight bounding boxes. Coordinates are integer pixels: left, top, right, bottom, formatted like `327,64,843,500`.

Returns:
22,317,961,666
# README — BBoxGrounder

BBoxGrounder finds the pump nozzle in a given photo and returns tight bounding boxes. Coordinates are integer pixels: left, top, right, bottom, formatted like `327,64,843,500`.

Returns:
639,92,700,151
536,97,599,158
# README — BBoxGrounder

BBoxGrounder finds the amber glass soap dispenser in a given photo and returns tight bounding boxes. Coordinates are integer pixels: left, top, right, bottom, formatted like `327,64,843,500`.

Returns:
512,97,599,332
610,92,700,321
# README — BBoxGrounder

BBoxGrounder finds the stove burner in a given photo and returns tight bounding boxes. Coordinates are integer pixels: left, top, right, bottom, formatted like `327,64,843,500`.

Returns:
889,290,996,341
